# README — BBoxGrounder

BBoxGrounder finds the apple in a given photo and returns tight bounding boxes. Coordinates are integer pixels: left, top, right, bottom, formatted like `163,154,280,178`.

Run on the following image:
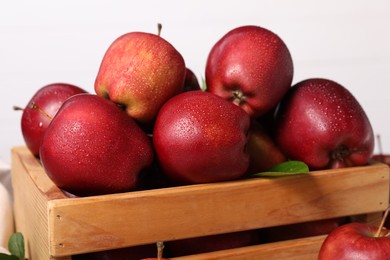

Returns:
95,24,186,124
16,83,87,157
318,206,390,259
182,67,201,92
39,93,154,196
205,25,294,118
260,217,350,243
153,90,250,184
246,120,287,174
165,230,260,257
274,78,374,170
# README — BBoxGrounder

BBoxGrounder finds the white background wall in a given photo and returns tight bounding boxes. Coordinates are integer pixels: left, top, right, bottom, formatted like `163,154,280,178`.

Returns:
1,0,390,164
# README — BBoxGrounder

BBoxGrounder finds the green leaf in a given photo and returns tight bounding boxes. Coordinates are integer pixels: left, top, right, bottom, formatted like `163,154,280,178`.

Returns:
0,253,19,260
8,233,24,260
252,160,310,177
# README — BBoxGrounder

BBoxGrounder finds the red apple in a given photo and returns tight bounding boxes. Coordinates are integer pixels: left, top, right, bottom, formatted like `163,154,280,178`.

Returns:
246,120,287,174
260,217,350,243
18,83,87,157
153,90,250,184
165,230,260,257
205,25,294,118
274,78,374,170
318,218,390,259
40,94,154,196
95,24,186,124
182,67,201,92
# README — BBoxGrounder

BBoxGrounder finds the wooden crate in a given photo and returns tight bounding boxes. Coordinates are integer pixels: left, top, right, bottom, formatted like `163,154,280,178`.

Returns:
11,146,390,260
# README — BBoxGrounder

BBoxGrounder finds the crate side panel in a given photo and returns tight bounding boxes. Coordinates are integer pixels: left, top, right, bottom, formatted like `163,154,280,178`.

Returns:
16,146,66,200
49,163,389,257
12,147,51,260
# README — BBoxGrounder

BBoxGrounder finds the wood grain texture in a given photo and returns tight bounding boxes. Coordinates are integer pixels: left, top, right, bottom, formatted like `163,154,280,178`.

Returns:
11,147,71,260
11,146,390,259
172,235,326,260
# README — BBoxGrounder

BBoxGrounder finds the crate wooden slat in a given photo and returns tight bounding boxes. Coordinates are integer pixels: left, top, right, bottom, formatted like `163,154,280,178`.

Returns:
11,146,390,259
12,146,69,260
173,210,385,260
172,235,327,260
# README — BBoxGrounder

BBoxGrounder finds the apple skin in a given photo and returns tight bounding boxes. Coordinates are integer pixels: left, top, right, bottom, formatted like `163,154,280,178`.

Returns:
205,25,293,118
318,222,390,259
20,83,87,157
182,67,201,92
165,230,260,257
95,31,186,124
153,90,250,184
246,120,287,174
274,78,374,170
39,93,154,196
260,217,350,243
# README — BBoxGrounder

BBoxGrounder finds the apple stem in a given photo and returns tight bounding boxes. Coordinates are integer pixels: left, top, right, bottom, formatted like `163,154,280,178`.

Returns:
157,23,162,37
156,241,164,260
13,105,24,111
30,102,53,120
231,89,246,105
375,204,390,237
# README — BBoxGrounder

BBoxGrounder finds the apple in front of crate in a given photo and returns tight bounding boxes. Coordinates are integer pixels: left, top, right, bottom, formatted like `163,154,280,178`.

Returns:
205,25,293,118
318,206,390,259
153,90,250,184
274,78,374,170
95,25,186,124
40,94,154,196
16,83,87,157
